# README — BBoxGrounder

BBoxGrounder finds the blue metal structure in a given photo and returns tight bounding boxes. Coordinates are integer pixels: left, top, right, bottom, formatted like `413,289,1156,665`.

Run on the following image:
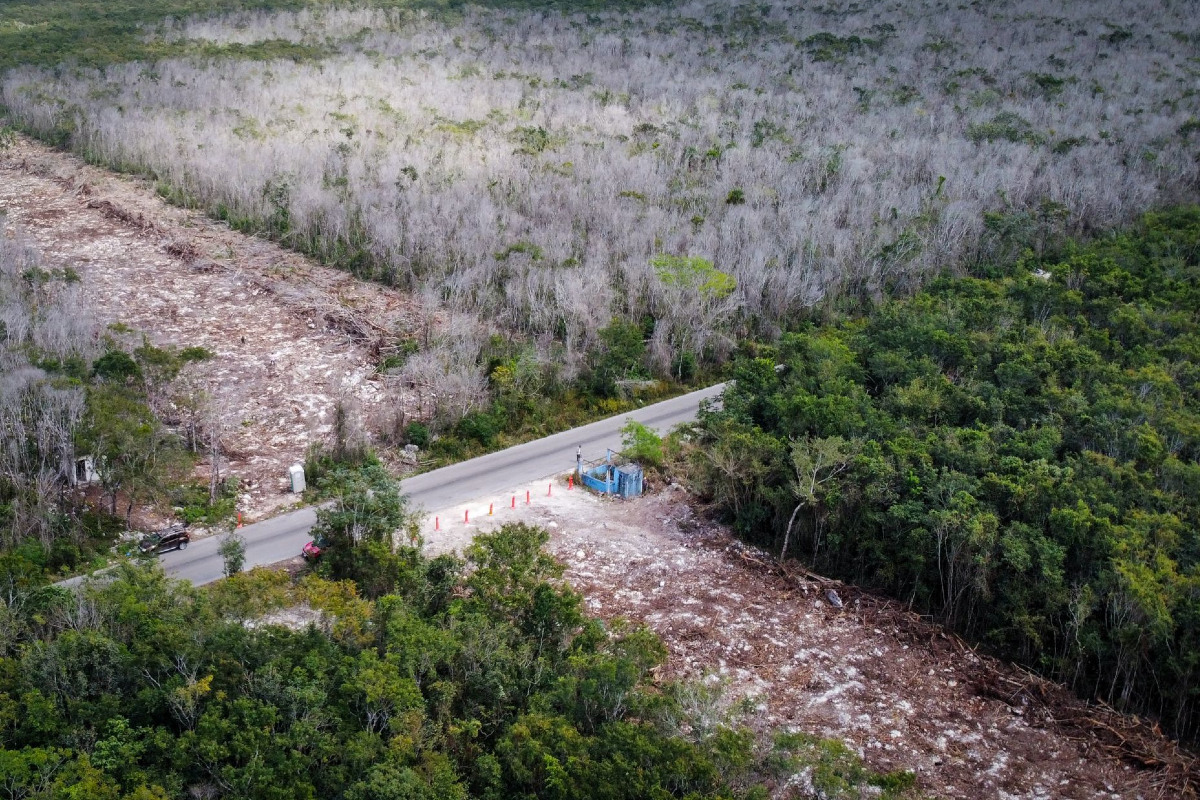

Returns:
579,449,644,498
615,463,644,497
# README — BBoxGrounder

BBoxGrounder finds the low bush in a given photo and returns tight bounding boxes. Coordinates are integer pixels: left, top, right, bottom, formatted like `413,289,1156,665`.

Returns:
966,111,1045,145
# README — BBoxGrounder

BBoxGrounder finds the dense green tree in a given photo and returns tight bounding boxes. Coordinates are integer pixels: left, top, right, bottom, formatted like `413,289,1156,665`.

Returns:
79,385,188,523
310,461,420,599
587,320,649,397
217,534,246,578
0,513,911,798
686,207,1200,740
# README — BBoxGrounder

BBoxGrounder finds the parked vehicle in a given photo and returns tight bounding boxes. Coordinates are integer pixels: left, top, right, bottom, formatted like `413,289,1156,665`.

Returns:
302,534,328,560
138,527,190,555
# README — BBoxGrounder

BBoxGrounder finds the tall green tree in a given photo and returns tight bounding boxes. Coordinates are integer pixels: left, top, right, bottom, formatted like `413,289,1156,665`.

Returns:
685,207,1200,741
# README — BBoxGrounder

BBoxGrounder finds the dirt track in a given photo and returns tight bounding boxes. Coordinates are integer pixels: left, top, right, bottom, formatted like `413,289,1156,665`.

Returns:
0,135,413,519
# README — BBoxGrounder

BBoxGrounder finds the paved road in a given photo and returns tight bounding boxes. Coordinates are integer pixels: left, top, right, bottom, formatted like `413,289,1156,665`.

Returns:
62,383,725,587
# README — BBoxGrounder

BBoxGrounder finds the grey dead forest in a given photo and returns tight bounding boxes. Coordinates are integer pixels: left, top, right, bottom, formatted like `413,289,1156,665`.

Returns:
2,3,1200,795
3,0,1198,384
0,230,97,548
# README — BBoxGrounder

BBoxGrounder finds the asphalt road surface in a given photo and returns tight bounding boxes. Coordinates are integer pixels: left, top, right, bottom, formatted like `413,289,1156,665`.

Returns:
63,382,725,587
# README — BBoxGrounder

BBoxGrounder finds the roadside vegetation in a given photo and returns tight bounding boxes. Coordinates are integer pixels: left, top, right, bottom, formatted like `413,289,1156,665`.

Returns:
678,207,1200,743
0,226,232,581
0,465,917,798
382,325,698,469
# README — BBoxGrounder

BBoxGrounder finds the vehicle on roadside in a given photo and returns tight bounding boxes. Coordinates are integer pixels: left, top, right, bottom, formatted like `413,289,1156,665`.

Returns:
137,527,190,555
302,534,328,560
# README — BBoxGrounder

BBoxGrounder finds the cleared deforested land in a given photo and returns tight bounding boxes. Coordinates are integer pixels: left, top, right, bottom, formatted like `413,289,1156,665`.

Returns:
4,0,1197,385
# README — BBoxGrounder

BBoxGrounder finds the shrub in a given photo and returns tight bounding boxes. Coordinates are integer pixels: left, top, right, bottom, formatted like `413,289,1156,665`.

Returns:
673,350,698,382
494,240,544,261
966,112,1044,145
92,350,142,382
1052,136,1090,154
429,434,466,461
47,539,82,573
172,480,237,525
511,125,557,155
454,409,501,447
803,32,871,62
1027,71,1066,100
620,419,664,468
404,421,430,448
1103,25,1133,46
179,346,214,362
588,320,648,398
651,255,736,300
751,119,787,147
218,533,246,577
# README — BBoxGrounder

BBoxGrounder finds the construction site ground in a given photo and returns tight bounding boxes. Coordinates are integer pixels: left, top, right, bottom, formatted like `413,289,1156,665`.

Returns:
0,134,406,522
420,479,1194,800
3,134,1194,798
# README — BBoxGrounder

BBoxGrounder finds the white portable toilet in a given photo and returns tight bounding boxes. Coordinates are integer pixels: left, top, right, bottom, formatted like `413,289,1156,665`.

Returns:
288,463,306,493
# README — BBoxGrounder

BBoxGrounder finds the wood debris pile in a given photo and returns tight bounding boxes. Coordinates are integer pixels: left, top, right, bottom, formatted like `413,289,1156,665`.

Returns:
741,550,1200,798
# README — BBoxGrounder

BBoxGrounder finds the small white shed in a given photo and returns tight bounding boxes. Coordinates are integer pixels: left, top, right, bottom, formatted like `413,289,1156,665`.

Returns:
288,463,306,493
73,456,101,486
